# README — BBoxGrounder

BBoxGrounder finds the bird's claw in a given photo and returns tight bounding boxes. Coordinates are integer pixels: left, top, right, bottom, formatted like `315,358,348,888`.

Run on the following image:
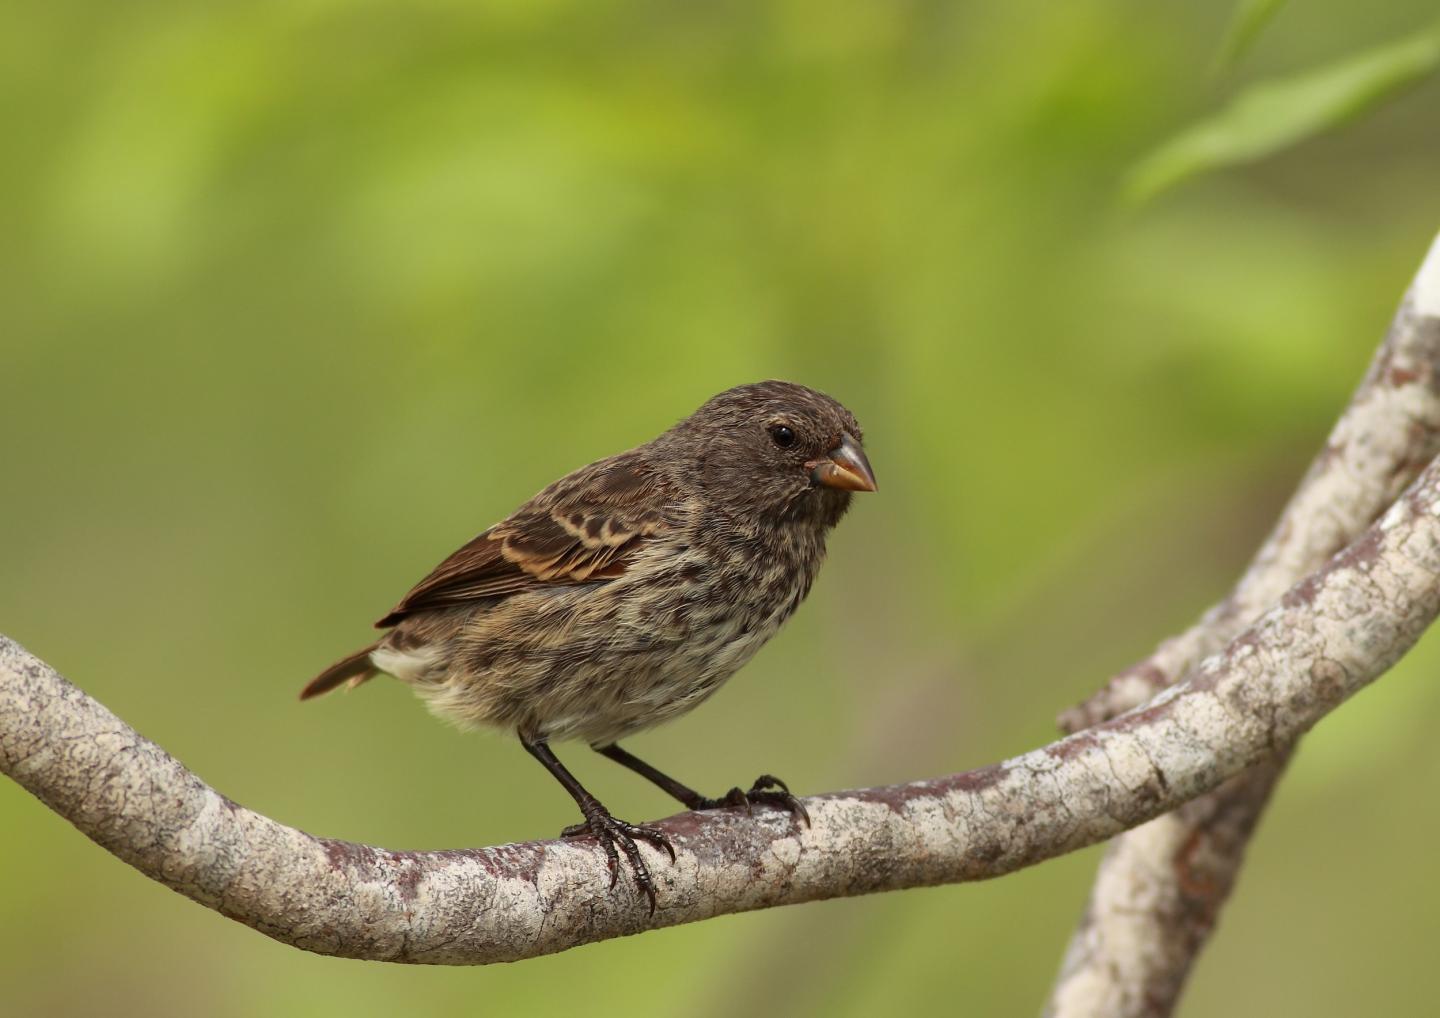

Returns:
561,808,675,914
701,774,810,827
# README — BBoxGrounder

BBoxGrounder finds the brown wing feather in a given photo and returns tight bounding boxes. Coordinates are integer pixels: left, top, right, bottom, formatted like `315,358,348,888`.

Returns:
375,451,673,628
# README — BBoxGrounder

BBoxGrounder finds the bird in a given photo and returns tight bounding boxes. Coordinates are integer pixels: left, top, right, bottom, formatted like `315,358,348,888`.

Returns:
301,380,876,910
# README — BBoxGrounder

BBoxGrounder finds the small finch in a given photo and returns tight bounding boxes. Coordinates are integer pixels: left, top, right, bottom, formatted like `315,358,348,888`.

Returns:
302,380,876,909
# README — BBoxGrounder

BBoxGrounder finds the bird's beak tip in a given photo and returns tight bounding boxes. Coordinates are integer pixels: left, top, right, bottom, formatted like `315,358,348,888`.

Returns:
810,433,878,493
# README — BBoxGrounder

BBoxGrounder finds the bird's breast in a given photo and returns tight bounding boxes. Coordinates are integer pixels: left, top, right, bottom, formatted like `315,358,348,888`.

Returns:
677,521,826,647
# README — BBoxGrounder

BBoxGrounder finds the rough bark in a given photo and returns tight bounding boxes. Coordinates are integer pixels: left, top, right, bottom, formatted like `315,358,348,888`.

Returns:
1046,231,1440,1017
6,439,1440,963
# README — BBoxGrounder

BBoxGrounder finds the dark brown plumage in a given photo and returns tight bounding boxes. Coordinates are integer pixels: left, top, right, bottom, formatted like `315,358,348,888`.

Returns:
303,380,876,909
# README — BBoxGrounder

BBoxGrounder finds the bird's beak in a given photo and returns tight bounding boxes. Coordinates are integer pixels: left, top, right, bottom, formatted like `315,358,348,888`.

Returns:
809,433,878,492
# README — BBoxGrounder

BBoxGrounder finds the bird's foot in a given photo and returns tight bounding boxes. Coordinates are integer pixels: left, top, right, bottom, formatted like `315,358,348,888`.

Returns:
698,774,811,827
561,805,675,914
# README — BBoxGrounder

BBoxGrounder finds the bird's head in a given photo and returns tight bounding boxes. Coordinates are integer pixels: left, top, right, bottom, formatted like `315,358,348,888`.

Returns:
662,380,876,527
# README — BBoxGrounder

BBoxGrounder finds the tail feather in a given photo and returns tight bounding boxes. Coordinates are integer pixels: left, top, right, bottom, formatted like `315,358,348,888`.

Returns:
300,643,379,700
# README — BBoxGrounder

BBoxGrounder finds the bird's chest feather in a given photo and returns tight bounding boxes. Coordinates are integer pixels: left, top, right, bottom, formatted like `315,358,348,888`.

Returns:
670,519,827,667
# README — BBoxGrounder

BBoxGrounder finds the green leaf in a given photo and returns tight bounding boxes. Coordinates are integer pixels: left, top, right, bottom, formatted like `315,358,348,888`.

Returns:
1216,0,1291,70
1127,28,1440,205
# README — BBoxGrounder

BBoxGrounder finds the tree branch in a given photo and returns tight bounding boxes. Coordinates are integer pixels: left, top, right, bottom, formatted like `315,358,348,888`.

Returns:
7,436,1440,962
1046,230,1440,1017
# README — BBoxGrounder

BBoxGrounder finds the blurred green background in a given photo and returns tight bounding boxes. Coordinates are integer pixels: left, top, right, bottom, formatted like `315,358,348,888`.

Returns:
3,1,1440,1015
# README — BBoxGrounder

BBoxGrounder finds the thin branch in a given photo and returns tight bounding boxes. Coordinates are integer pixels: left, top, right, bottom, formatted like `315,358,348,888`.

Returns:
6,446,1440,963
1046,230,1440,1017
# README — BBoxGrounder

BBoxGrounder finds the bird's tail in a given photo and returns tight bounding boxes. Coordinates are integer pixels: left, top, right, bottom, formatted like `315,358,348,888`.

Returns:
300,642,380,700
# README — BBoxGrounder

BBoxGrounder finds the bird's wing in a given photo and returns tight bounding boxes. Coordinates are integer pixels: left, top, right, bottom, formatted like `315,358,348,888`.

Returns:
375,451,675,627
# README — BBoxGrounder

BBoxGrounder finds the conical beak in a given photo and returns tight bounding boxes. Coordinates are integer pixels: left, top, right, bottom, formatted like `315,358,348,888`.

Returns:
810,433,877,492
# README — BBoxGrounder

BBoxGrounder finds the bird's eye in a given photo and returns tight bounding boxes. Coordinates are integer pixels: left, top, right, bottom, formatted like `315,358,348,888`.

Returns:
769,425,796,449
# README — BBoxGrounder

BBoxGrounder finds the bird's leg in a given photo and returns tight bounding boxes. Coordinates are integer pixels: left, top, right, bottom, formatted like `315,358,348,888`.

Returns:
520,736,674,913
595,743,810,827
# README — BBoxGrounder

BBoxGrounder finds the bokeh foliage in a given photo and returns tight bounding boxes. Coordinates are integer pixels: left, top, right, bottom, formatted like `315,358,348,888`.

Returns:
3,1,1439,1015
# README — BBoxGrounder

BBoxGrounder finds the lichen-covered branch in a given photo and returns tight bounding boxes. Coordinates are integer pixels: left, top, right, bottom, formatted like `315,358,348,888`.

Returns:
1046,230,1440,1017
6,444,1440,963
